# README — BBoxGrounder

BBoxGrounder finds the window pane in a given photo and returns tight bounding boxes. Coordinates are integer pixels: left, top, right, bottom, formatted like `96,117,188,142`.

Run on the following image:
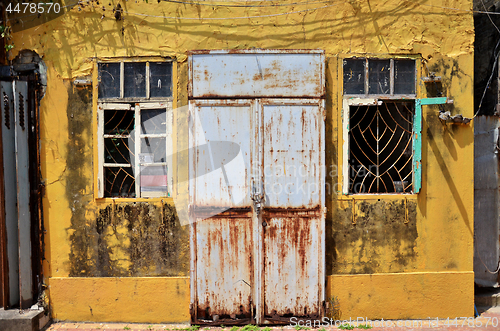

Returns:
140,164,169,196
394,59,416,95
104,109,134,135
141,137,166,163
98,63,120,98
368,59,390,94
343,59,365,94
150,62,172,98
141,109,166,135
349,101,414,193
104,137,135,164
124,62,146,98
104,167,136,198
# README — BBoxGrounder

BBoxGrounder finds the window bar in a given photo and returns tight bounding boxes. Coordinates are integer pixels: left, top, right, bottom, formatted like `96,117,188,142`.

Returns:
120,62,124,99
364,59,369,95
390,59,394,95
376,109,379,192
146,62,150,99
135,103,141,197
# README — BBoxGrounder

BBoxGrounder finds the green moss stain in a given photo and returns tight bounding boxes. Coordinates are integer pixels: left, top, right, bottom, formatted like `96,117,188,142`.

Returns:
329,199,418,275
66,83,96,277
66,82,188,277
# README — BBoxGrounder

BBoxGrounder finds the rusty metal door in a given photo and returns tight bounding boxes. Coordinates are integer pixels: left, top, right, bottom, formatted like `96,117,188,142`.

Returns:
189,99,256,324
189,51,325,325
258,99,325,323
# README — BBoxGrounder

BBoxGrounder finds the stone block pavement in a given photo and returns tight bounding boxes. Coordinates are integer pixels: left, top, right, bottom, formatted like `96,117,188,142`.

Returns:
44,307,500,331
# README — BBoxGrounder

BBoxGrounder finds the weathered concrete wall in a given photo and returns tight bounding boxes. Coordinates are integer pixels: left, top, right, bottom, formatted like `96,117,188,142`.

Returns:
9,0,474,322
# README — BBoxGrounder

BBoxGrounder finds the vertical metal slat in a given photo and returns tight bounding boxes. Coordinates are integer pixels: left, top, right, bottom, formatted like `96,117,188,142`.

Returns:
0,81,18,308
14,80,33,309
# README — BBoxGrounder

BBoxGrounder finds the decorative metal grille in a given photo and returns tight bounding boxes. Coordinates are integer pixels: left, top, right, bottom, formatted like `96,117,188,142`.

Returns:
349,101,414,194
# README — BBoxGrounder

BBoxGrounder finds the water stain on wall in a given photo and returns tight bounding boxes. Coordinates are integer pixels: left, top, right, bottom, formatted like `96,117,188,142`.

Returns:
328,199,418,275
65,82,189,277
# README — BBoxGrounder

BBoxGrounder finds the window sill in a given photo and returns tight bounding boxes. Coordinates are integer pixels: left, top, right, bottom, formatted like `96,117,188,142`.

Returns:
337,193,418,201
95,197,175,204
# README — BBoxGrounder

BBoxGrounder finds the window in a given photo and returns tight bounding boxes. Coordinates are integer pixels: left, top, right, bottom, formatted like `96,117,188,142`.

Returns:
342,57,419,194
343,58,416,96
97,61,173,198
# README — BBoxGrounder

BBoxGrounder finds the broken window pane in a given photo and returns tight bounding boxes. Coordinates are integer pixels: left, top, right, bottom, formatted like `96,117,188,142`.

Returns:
343,59,365,94
104,166,136,198
394,59,416,95
98,63,120,98
141,137,166,163
104,137,135,164
141,109,166,135
104,109,134,135
349,101,414,193
124,62,146,98
150,62,172,98
368,59,390,94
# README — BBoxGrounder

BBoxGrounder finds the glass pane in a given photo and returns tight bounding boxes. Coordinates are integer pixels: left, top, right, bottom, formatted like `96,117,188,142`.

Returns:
150,62,172,98
98,63,120,98
368,59,390,94
124,62,146,98
141,109,167,135
104,167,136,198
394,59,416,95
141,137,166,163
104,137,135,164
104,109,134,135
343,59,365,94
140,164,169,195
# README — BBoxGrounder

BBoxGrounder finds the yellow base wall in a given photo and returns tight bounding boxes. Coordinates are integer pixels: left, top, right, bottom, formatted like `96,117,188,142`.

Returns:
326,272,474,320
49,277,190,323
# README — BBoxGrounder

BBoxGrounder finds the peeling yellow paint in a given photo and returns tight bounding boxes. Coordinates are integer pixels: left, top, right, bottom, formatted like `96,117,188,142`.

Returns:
9,0,474,323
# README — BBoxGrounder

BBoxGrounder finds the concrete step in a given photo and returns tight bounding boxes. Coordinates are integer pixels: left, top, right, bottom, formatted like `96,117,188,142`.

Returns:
476,287,500,307
0,308,50,331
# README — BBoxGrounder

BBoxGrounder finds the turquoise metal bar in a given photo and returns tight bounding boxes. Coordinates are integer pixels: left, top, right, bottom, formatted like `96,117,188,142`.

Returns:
413,99,422,193
413,97,449,193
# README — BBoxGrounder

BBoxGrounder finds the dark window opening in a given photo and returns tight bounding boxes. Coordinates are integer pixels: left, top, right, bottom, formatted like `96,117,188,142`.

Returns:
349,101,414,194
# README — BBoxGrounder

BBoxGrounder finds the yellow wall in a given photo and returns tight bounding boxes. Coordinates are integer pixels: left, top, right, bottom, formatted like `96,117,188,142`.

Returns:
9,0,474,322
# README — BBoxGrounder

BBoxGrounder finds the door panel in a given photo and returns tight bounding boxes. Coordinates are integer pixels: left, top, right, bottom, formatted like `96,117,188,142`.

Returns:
263,215,321,320
189,100,255,324
190,102,253,209
1,81,19,307
195,215,254,321
14,81,33,308
261,100,325,323
262,104,322,208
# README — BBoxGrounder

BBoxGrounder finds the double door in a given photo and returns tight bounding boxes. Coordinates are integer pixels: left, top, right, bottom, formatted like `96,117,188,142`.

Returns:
189,98,325,325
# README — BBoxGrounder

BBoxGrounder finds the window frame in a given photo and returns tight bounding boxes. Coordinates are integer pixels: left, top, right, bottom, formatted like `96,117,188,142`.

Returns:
341,56,420,195
94,59,175,200
343,57,417,99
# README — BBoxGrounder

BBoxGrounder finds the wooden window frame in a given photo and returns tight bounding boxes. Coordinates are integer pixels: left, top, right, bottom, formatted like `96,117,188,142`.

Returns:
95,60,175,199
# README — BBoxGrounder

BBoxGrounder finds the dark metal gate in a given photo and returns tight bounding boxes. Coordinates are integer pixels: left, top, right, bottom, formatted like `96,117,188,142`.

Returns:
0,67,44,309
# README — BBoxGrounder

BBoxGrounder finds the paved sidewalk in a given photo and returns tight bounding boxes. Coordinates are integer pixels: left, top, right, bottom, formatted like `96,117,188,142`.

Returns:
45,307,500,331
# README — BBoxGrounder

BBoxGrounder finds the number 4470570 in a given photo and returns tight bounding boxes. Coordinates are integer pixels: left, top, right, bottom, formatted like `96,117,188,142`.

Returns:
6,2,61,14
